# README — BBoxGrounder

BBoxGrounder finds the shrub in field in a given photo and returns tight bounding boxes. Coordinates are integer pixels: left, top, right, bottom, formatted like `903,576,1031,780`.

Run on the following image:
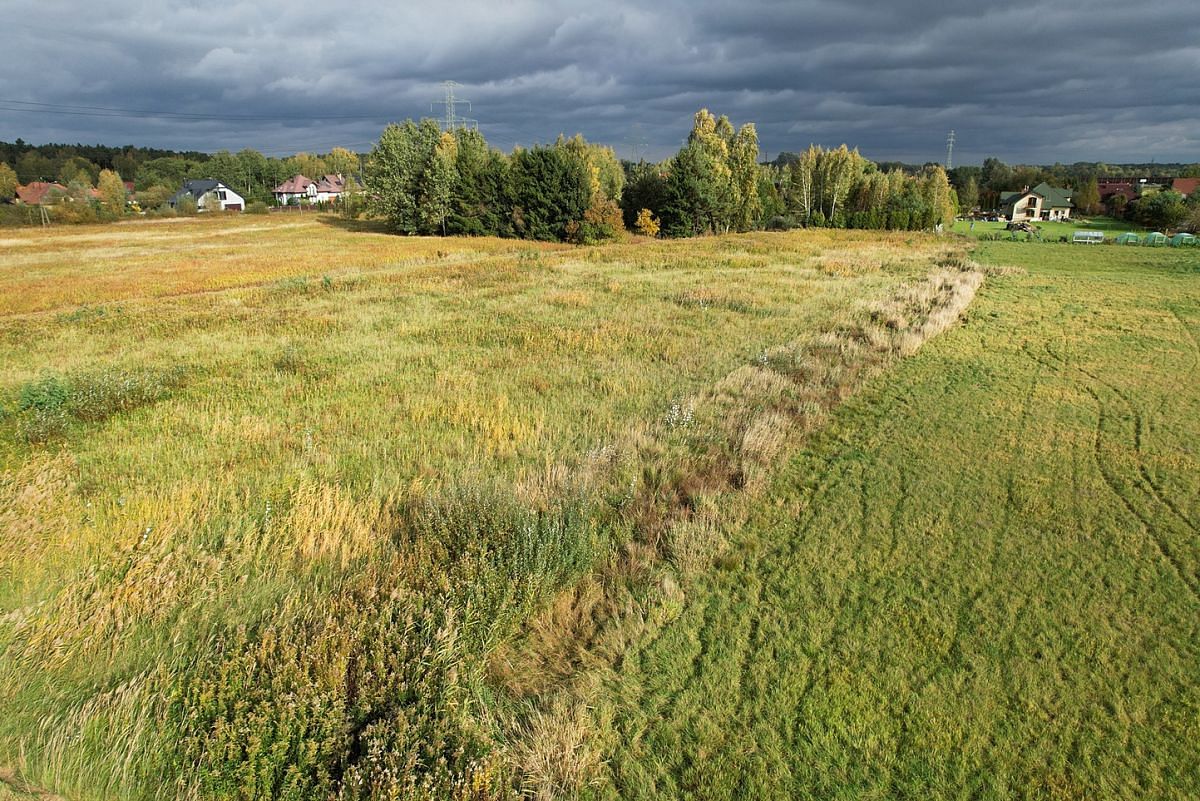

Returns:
15,376,71,443
272,343,308,374
9,368,182,442
246,200,270,215
69,368,177,422
634,208,660,237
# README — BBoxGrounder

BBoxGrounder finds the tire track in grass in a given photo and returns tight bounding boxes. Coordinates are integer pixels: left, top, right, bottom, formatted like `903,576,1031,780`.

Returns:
748,371,958,772
1042,303,1199,534
1066,351,1200,536
1081,383,1200,602
1040,337,1200,596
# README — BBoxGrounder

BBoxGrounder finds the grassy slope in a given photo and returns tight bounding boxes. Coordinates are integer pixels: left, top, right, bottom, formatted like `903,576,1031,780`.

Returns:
588,243,1200,799
0,216,962,798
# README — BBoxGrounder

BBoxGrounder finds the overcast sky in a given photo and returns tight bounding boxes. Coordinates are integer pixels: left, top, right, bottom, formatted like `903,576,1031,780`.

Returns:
2,0,1198,165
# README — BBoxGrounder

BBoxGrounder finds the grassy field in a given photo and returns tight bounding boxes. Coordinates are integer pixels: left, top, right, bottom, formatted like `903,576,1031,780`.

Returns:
952,215,1147,240
0,214,970,799
576,241,1200,798
4,214,1197,800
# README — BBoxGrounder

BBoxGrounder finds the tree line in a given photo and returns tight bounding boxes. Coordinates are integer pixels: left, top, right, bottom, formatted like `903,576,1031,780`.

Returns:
365,109,959,243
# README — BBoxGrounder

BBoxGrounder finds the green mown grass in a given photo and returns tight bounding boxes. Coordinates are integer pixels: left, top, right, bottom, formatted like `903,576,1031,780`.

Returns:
952,215,1148,241
584,242,1200,799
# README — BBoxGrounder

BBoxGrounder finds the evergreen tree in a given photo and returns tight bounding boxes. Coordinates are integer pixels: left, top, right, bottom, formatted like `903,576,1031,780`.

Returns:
508,145,589,241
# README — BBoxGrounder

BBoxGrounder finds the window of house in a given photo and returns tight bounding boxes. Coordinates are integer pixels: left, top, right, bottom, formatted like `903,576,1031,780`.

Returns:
218,190,227,200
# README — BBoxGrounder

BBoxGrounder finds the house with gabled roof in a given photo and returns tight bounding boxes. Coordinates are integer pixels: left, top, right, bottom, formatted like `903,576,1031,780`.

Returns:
1000,182,1074,222
169,179,245,212
273,174,316,205
312,174,346,203
15,181,68,205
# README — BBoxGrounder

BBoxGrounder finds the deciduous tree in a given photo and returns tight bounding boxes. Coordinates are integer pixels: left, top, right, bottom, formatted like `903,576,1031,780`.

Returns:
0,162,17,202
1075,177,1101,215
96,169,128,218
634,208,660,237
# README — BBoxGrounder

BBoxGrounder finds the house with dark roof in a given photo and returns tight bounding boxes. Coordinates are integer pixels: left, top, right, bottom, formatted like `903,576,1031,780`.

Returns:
1000,182,1074,222
169,179,245,212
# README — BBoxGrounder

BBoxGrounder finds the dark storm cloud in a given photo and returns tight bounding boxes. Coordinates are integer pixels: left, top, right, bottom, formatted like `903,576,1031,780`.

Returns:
1,0,1197,163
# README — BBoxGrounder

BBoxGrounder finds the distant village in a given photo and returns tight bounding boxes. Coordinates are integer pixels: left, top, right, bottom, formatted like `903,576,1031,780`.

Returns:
13,172,357,213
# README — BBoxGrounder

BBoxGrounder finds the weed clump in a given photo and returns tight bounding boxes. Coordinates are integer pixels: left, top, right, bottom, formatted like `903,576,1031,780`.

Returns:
9,368,183,443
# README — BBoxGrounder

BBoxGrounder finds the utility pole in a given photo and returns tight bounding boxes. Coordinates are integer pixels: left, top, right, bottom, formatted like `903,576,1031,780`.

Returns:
945,130,956,171
432,81,478,132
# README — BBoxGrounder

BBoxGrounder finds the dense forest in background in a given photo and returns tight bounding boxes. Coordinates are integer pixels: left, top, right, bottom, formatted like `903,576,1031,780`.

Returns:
2,130,1198,236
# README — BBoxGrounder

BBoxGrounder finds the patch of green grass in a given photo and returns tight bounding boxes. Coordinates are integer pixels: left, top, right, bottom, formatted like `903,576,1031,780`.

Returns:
585,242,1200,799
953,215,1147,241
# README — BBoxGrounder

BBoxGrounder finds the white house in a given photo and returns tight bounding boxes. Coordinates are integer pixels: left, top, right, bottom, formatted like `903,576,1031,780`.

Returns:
999,182,1073,223
312,174,347,203
273,174,316,205
169,179,245,212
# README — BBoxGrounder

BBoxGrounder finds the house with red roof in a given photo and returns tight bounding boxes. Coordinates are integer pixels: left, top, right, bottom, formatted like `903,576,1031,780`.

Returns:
1170,177,1199,197
312,174,346,203
15,182,68,205
272,175,316,205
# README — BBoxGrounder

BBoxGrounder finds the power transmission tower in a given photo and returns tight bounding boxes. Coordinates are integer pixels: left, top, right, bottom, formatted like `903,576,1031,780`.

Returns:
432,81,478,132
624,122,649,162
945,130,956,170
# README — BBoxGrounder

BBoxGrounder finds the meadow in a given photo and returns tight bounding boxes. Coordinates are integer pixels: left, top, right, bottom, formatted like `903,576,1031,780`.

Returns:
3,215,1196,800
573,240,1200,799
0,215,971,799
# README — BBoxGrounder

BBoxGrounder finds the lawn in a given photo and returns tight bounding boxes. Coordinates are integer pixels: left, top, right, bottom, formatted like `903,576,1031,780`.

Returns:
579,240,1200,799
952,215,1148,241
0,214,968,799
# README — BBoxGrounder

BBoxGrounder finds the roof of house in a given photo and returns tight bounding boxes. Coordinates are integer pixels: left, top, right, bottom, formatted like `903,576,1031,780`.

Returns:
999,183,1074,209
1030,182,1074,208
169,179,227,204
313,173,346,193
1101,186,1138,202
16,182,67,205
1170,178,1199,196
274,175,314,194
